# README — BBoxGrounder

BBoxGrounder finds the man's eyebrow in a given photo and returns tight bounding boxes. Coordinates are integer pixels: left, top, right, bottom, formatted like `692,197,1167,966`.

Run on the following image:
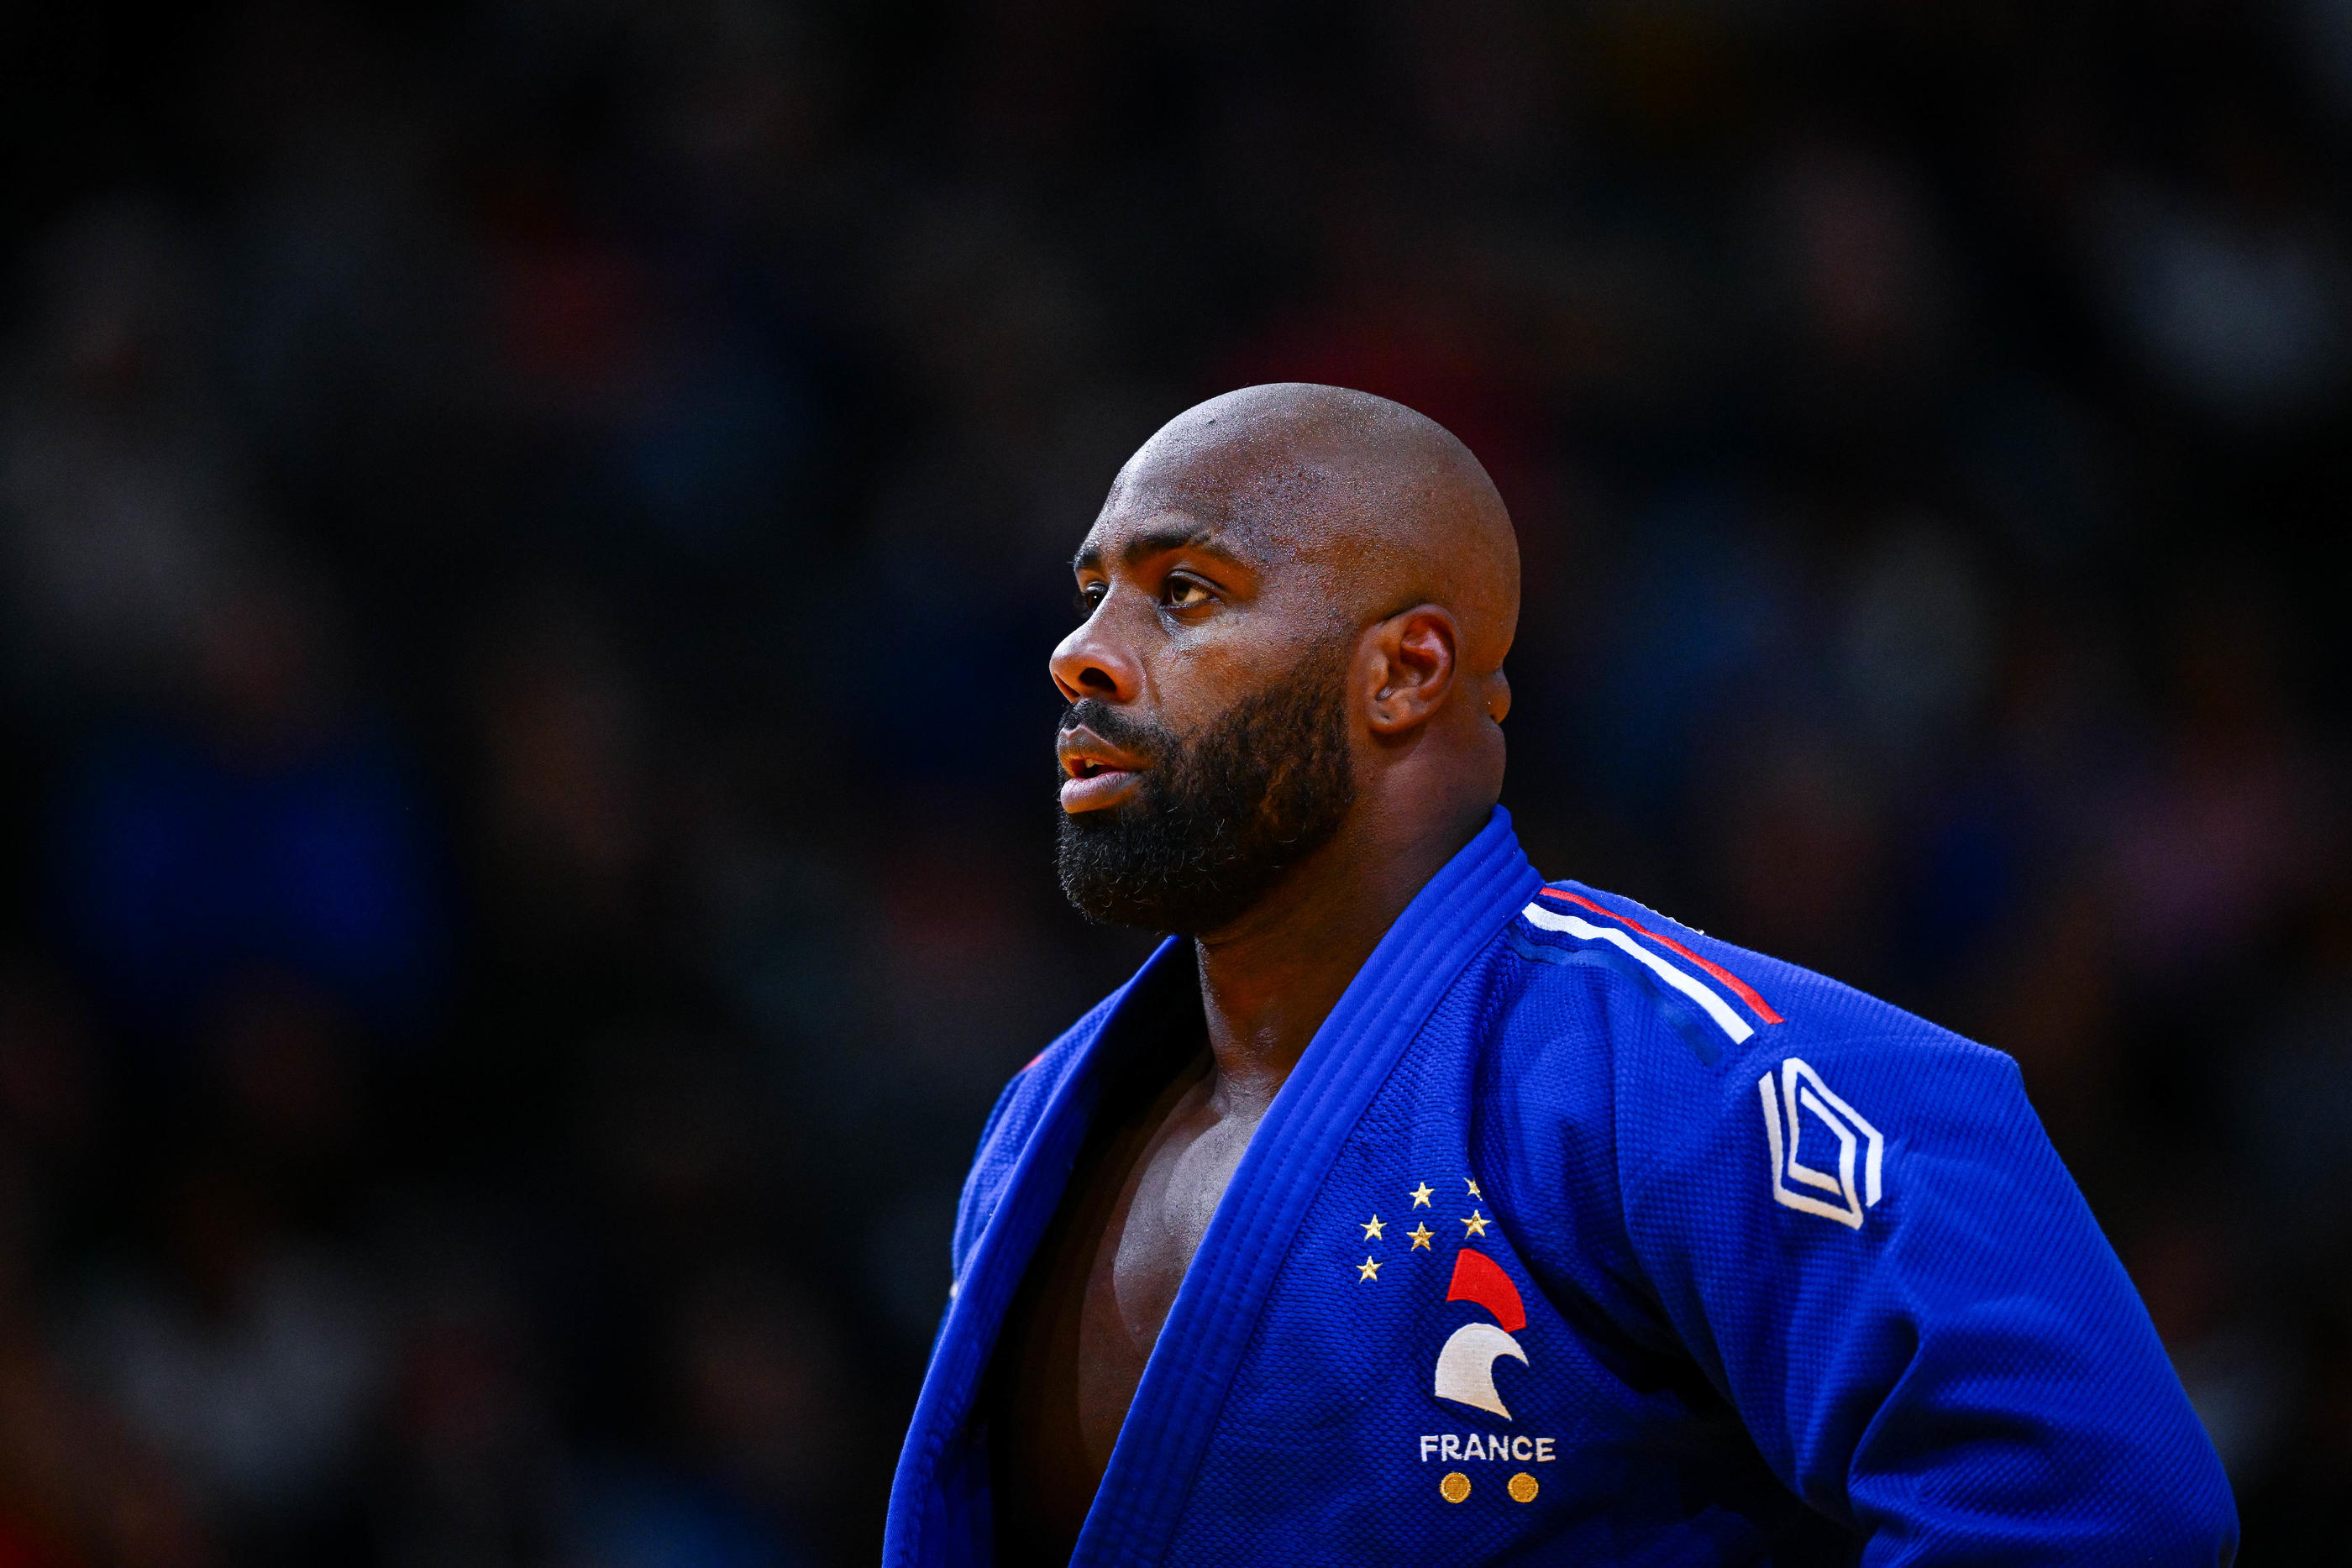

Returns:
1073,526,1245,574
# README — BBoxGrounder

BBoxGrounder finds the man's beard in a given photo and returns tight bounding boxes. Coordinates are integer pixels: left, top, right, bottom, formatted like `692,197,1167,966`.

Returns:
1055,649,1357,935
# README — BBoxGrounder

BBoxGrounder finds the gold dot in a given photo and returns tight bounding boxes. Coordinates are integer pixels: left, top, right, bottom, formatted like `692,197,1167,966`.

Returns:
1508,1471,1539,1503
1439,1471,1471,1504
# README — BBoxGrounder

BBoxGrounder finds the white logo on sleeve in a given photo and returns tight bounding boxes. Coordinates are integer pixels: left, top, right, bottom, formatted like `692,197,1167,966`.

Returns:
1758,1057,1883,1229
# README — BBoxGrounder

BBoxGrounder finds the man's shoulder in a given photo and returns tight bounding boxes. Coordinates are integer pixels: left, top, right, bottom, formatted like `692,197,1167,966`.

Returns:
1489,878,2033,1233
1494,878,2004,1079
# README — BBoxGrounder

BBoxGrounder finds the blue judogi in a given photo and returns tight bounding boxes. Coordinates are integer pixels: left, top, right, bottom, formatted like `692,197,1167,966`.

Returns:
885,809,2235,1565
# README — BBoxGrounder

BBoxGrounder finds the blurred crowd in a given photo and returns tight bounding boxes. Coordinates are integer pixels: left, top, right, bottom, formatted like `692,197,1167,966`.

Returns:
3,1,2349,1562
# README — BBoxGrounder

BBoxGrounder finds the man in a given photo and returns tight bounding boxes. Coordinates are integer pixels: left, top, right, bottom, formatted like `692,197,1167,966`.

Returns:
884,385,2235,1565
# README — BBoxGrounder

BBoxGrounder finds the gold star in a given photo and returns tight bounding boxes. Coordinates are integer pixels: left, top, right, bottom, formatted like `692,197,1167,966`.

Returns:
1410,1183,1435,1208
1362,1214,1385,1240
1407,1222,1435,1250
1466,1177,1483,1198
1357,1256,1380,1282
1462,1209,1490,1238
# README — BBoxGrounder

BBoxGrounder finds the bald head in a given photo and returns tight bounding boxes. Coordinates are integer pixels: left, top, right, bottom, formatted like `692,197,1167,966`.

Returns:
1103,384,1520,686
1052,384,1520,933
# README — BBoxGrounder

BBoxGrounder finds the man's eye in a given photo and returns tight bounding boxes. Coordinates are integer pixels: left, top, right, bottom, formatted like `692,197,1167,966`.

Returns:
1164,577,1212,609
1077,582,1108,614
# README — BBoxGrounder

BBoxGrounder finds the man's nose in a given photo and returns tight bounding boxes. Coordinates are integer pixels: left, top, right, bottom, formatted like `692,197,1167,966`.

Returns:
1051,610,1142,705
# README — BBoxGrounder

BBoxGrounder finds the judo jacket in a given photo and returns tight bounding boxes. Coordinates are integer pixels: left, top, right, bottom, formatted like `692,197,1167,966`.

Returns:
884,808,2237,1566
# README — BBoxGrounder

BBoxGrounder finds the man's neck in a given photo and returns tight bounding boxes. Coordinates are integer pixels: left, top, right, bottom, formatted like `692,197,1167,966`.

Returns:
1189,800,1489,1119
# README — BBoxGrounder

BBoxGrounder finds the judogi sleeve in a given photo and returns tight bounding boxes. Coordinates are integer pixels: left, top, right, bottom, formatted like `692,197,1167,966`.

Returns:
1616,1023,2237,1565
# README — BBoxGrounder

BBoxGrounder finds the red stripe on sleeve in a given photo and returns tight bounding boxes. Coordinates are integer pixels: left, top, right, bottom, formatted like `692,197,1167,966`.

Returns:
1536,888,1784,1025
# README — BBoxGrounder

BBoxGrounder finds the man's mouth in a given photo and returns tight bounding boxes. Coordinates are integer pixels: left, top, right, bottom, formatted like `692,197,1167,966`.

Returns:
1058,725,1150,812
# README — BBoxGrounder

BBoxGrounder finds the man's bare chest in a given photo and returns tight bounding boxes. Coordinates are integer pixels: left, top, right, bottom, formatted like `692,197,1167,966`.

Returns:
985,1044,1226,1554
1070,1072,1257,1457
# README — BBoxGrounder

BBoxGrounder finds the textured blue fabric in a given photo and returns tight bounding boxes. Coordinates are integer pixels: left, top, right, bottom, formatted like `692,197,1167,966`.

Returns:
885,809,2237,1566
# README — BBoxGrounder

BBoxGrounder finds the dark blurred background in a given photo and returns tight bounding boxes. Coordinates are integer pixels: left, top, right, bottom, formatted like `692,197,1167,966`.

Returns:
1,1,2347,1562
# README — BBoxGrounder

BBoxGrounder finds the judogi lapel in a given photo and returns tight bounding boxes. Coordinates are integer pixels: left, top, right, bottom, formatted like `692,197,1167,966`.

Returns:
886,809,1539,1568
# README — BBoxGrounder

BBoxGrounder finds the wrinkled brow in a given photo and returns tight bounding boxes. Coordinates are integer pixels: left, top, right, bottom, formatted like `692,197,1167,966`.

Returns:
1072,525,1247,575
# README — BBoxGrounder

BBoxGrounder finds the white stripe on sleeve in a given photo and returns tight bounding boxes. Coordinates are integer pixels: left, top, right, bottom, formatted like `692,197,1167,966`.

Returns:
1520,903,1756,1044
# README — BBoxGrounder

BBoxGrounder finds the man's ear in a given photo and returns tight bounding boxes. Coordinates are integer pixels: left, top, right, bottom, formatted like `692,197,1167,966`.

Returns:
1363,605,1458,736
